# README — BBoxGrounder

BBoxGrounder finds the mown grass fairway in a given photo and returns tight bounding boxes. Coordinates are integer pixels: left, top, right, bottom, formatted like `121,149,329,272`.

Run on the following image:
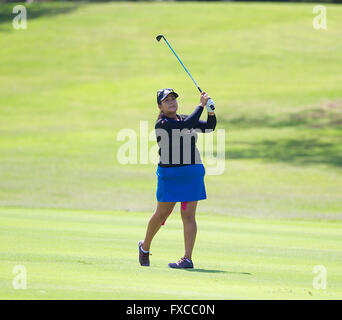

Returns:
1,207,341,299
0,2,341,299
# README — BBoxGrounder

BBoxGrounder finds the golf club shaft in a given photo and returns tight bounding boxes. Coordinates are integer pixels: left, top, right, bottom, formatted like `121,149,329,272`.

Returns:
160,36,202,93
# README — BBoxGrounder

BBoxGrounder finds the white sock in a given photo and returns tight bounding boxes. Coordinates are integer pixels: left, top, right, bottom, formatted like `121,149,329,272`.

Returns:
140,246,149,253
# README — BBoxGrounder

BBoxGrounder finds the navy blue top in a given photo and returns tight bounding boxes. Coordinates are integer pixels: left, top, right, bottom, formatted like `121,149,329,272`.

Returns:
155,105,217,167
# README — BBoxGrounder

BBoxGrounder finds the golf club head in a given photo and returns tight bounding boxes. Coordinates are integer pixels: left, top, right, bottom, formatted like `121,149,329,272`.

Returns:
156,34,164,42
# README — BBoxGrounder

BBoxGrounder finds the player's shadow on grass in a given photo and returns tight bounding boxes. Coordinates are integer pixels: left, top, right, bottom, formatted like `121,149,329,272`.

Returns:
184,269,252,275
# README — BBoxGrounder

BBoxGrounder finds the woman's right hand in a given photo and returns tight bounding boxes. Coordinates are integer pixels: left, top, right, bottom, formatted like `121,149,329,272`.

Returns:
200,91,210,107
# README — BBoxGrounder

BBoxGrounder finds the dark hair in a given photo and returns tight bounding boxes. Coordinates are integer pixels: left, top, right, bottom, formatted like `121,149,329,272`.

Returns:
156,107,180,122
157,107,164,121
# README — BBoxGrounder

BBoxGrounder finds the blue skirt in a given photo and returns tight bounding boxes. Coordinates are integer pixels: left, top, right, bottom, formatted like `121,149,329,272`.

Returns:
156,164,207,202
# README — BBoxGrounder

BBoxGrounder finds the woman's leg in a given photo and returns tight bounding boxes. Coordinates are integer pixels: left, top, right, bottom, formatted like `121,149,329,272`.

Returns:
181,201,198,260
142,201,176,252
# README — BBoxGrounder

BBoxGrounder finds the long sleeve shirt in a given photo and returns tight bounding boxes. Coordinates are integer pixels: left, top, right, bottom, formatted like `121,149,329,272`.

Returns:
155,105,217,167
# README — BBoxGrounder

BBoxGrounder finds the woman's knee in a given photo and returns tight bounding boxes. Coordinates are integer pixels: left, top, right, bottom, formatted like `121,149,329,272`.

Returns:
153,210,169,221
154,203,175,220
181,201,197,222
181,211,196,223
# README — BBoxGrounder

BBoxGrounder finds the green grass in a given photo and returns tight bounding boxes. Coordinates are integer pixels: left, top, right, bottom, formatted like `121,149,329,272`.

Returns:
0,1,341,299
1,207,341,299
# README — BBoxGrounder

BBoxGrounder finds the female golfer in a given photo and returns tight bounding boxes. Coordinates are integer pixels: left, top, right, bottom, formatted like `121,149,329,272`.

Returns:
138,88,216,268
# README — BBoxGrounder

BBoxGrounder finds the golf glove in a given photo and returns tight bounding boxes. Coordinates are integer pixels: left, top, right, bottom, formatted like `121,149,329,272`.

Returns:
206,98,215,113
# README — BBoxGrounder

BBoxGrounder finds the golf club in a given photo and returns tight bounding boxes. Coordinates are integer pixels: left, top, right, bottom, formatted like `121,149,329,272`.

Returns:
156,34,215,111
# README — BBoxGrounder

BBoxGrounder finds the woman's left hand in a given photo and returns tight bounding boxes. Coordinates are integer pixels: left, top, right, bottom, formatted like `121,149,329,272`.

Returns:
206,98,215,113
200,91,210,107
